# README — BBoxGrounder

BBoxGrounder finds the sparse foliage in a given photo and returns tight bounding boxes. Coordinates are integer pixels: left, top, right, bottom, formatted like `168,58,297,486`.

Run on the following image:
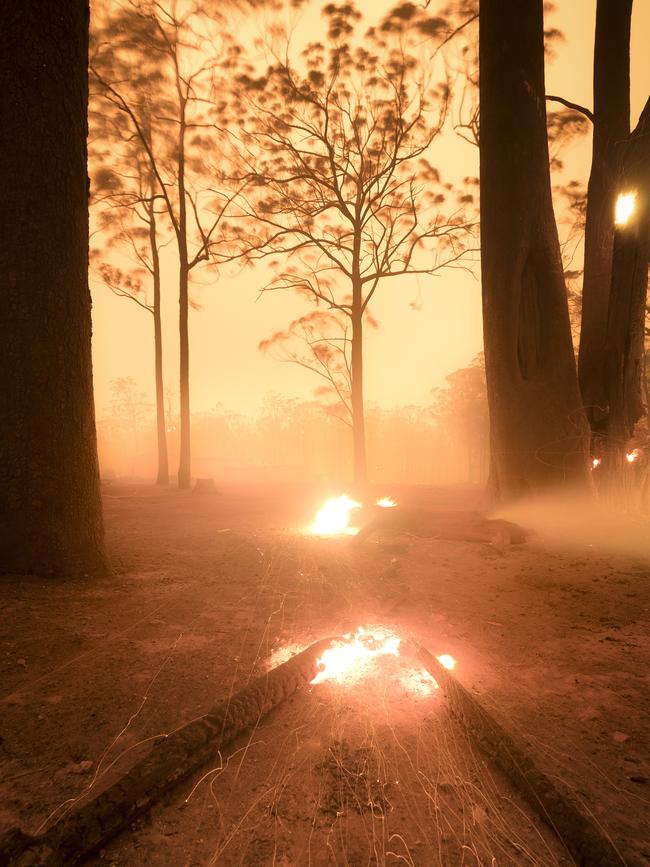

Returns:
91,0,239,488
223,1,478,485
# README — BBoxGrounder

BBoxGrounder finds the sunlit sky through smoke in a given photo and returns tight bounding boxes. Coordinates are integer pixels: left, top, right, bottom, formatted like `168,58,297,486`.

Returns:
90,0,650,419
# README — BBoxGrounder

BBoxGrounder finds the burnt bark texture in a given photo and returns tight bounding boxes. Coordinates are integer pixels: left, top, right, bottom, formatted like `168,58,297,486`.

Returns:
411,642,631,866
0,637,336,867
578,0,632,432
479,0,591,501
602,99,650,459
0,1,106,576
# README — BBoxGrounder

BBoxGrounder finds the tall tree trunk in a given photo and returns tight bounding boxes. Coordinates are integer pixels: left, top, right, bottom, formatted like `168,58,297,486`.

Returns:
178,262,191,489
176,94,191,490
602,99,650,464
150,206,169,486
479,0,591,502
350,308,368,490
0,1,106,576
578,0,632,433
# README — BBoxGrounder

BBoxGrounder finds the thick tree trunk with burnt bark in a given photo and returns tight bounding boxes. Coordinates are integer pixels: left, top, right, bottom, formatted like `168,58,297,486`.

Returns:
602,99,650,465
578,0,632,433
479,0,591,501
0,2,106,576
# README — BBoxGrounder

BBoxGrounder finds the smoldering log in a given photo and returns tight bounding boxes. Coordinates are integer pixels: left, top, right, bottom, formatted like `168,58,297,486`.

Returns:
409,642,631,867
0,637,336,867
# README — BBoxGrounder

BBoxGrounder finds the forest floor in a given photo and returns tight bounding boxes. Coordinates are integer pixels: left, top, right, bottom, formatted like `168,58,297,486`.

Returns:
0,483,649,866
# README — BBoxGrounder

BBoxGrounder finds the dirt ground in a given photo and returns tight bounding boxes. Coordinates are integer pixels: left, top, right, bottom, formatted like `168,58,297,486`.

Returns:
0,483,649,866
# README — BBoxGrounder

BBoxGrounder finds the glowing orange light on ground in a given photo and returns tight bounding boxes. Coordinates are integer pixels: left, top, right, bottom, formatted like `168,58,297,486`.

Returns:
376,496,397,508
310,494,361,536
311,626,401,684
626,449,640,463
436,653,456,670
591,457,601,470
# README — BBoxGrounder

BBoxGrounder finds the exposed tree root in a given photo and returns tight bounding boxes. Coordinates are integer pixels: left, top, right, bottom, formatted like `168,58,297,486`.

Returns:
0,637,336,867
408,641,635,867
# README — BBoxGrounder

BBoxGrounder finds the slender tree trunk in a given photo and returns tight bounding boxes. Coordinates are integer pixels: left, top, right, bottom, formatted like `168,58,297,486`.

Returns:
602,99,650,466
479,0,591,502
176,94,191,490
350,307,367,490
150,208,169,486
0,1,106,576
178,262,191,489
578,0,632,432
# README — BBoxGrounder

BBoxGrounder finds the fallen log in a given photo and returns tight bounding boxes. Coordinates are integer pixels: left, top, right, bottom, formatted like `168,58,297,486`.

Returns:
351,506,527,546
407,641,632,867
0,637,336,867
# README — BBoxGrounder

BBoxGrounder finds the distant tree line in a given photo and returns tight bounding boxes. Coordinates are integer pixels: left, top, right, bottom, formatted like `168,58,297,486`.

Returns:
99,355,489,486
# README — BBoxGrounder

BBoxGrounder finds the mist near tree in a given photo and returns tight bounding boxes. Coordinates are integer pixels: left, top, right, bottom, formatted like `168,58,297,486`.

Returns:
87,0,650,500
98,355,488,486
3,3,650,866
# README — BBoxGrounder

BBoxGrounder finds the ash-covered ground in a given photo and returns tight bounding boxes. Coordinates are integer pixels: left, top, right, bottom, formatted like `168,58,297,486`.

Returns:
1,483,648,865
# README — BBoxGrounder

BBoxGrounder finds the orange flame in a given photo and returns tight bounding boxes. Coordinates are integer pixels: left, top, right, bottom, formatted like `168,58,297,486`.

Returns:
615,191,636,226
436,653,456,670
310,495,361,536
591,457,602,470
376,496,397,508
311,626,400,684
626,448,640,463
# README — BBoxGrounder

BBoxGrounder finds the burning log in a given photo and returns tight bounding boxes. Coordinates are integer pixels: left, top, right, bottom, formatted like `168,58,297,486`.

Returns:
0,637,336,867
408,641,628,867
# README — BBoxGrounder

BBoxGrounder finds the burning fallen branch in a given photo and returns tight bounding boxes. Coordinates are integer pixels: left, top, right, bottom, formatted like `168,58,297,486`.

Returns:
0,637,337,867
311,626,401,685
408,640,626,867
308,495,397,537
310,494,361,536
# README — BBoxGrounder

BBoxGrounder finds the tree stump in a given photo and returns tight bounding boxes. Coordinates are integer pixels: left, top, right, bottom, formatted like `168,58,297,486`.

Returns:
192,477,217,494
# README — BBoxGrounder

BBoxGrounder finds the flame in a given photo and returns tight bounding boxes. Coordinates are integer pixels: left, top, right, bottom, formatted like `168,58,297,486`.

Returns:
626,448,640,463
591,457,602,470
376,496,397,508
311,626,401,684
436,653,456,670
310,495,361,535
615,191,636,226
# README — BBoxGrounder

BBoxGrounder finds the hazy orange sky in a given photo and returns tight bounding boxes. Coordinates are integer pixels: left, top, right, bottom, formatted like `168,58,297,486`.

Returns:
90,1,650,420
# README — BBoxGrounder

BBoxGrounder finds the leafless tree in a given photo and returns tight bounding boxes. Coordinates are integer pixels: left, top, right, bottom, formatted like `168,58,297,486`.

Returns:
91,0,239,488
222,1,477,487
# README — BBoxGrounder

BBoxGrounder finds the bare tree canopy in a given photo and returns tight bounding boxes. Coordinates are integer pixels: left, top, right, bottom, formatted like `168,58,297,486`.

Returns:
221,1,478,485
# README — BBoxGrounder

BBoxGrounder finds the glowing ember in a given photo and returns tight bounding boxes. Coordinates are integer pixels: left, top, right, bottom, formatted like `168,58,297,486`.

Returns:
399,667,439,697
615,191,636,226
626,448,640,463
376,496,397,508
591,457,602,470
436,653,456,671
311,626,401,684
310,494,361,535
